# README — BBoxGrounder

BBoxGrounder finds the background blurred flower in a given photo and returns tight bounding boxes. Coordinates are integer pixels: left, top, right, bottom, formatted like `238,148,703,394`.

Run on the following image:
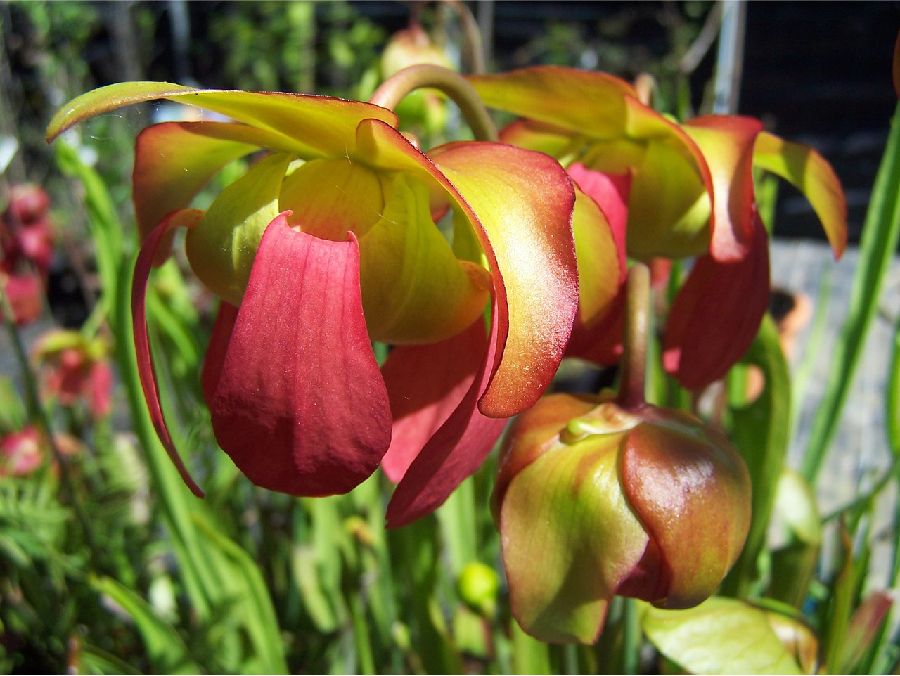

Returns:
1,272,43,326
0,427,44,477
1,183,54,277
32,329,112,419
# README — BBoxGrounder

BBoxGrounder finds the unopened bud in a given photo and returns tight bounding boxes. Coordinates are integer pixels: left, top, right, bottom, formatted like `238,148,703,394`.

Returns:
493,393,751,643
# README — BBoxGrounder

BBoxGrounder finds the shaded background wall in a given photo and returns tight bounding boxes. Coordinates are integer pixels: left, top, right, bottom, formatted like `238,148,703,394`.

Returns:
2,1,898,244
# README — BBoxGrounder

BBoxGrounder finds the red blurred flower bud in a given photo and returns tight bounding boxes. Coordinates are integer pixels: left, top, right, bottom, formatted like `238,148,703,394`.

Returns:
1,272,43,325
0,427,43,477
2,185,54,276
381,24,453,79
13,221,54,274
4,184,50,225
492,393,751,643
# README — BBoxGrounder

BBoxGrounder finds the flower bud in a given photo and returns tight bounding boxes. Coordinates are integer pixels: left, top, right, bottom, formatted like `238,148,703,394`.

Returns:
2,184,54,276
4,184,50,225
0,427,43,476
1,272,43,325
380,25,453,136
457,561,500,618
381,25,453,79
492,393,751,643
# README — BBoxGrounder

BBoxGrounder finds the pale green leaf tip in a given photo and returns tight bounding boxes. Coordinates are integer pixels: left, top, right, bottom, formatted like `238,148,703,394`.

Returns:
46,80,192,143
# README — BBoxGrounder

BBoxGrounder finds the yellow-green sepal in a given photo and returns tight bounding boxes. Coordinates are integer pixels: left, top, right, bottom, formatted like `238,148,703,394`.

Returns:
185,153,292,305
753,131,847,258
357,173,491,344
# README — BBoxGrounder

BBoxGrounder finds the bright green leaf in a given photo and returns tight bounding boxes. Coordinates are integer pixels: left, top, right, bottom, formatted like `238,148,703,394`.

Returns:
642,597,803,675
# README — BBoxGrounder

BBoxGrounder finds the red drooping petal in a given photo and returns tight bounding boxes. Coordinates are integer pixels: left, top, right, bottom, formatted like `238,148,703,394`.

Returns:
683,116,764,262
386,305,507,527
662,216,770,390
132,209,206,497
201,301,239,404
208,213,391,496
380,318,484,482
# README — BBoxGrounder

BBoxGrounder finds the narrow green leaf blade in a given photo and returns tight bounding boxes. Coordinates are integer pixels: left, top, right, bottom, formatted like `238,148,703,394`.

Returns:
802,102,900,480
91,576,199,674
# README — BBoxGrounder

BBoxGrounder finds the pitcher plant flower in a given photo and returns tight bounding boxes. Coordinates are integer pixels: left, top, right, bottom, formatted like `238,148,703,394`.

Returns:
468,66,847,389
32,329,112,419
46,69,581,525
492,266,751,643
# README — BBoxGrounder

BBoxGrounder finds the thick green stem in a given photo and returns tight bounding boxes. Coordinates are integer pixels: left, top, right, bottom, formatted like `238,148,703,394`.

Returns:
0,282,98,553
618,264,650,410
369,64,497,142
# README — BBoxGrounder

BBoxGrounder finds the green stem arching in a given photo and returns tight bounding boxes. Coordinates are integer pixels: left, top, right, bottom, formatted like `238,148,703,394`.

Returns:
369,64,497,142
617,263,651,410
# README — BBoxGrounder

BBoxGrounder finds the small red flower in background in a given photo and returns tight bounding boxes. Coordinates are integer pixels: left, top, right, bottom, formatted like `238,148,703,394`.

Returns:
2,184,54,276
1,184,55,326
0,426,84,478
32,330,113,419
0,427,43,477
1,272,43,325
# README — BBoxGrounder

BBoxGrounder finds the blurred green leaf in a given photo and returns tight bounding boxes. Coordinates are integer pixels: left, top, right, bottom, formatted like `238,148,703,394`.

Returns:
821,525,855,673
724,315,791,595
642,597,803,675
193,512,288,674
774,469,822,546
510,621,551,674
91,576,199,674
78,643,142,675
802,102,900,480
0,377,26,434
54,141,123,333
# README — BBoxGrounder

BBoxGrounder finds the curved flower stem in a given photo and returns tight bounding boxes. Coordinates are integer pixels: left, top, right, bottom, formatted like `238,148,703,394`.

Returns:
618,263,650,410
445,0,487,74
370,64,498,142
0,283,98,554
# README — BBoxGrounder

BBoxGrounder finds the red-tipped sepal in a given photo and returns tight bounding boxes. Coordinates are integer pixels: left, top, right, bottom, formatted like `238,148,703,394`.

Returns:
132,210,206,497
